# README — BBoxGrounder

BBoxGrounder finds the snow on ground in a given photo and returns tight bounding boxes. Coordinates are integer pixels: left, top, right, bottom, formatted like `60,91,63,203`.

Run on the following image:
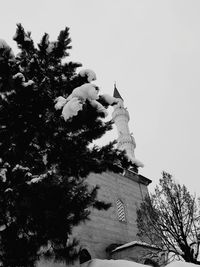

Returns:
166,261,197,267
81,259,151,267
81,259,197,267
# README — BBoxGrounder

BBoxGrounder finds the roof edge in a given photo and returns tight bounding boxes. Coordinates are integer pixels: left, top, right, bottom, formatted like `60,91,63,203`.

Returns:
111,241,160,253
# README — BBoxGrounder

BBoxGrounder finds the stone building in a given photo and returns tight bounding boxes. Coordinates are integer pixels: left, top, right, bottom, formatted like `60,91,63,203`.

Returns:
73,169,152,262
38,87,157,267
72,87,155,263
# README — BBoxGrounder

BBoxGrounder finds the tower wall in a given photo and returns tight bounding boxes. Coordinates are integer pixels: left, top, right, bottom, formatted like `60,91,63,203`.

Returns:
73,171,150,259
112,108,130,135
111,95,143,166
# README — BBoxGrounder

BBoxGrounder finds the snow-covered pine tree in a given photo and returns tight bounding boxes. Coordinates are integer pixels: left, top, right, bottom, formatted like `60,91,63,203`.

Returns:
0,24,131,267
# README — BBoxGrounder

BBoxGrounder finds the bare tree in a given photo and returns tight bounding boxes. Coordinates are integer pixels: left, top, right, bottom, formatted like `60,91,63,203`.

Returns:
136,172,200,265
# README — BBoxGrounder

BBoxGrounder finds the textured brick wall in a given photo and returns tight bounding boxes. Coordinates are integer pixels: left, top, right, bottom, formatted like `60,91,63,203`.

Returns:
73,171,148,259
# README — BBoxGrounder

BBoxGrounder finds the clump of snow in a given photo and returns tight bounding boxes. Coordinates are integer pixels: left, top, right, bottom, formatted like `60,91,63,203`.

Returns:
46,42,55,53
49,66,55,71
0,39,15,58
55,83,104,121
132,158,144,168
54,96,67,110
89,100,108,116
27,169,56,185
0,168,7,182
25,172,33,178
13,73,25,82
55,96,83,121
79,69,97,82
13,74,34,87
101,94,122,106
62,97,83,121
4,188,13,193
61,74,67,81
0,39,10,49
23,80,35,87
67,83,99,102
12,33,18,40
15,52,21,59
12,164,30,172
24,36,31,42
0,224,7,232
27,176,44,185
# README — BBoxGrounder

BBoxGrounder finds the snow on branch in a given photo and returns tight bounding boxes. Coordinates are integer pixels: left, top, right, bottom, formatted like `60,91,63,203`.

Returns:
79,69,97,82
54,69,122,121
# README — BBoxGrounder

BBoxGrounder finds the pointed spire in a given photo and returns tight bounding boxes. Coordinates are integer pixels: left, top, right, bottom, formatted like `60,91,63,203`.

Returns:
113,82,123,100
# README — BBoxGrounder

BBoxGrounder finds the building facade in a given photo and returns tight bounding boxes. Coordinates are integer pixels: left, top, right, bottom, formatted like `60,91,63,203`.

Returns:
73,169,151,260
72,87,155,264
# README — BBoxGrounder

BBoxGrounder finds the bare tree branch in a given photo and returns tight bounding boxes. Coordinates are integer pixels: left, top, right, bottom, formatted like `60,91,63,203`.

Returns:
136,172,200,264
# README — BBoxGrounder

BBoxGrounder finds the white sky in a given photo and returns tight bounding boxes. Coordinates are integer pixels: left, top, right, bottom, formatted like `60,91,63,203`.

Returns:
1,0,200,194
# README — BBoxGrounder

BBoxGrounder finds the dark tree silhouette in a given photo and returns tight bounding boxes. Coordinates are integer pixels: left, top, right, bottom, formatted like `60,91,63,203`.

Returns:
0,24,131,267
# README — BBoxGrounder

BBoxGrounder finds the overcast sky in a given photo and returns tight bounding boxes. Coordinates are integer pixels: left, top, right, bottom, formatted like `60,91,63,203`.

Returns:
1,0,200,194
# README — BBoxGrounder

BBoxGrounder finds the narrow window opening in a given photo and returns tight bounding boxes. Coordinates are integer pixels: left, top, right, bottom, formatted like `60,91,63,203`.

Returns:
116,199,126,222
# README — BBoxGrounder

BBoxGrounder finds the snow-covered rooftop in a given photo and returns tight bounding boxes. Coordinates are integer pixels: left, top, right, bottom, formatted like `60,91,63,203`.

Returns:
112,241,159,253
